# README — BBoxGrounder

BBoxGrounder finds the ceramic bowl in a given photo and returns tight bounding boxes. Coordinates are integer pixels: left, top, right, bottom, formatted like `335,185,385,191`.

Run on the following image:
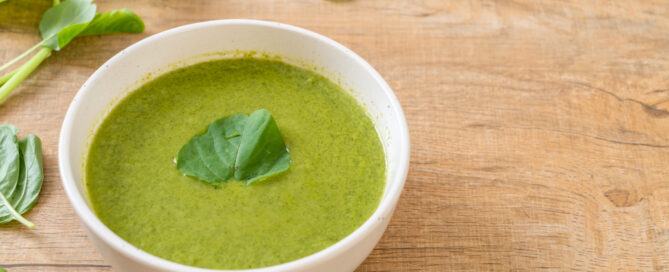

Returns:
59,19,409,272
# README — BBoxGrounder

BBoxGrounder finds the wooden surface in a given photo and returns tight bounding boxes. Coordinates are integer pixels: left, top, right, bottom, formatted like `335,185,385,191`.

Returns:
2,0,669,271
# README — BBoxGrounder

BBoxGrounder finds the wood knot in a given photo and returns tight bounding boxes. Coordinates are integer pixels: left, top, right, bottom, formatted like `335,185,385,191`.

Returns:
604,189,640,207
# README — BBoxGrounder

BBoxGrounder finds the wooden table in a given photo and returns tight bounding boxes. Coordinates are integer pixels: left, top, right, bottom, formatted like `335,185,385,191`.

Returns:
2,0,669,271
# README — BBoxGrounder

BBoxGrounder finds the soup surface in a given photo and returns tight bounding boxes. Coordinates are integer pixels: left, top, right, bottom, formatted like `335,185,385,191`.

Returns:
86,58,386,269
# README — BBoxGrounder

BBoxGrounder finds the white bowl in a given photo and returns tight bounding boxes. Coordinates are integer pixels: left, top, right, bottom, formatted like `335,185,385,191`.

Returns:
58,20,410,272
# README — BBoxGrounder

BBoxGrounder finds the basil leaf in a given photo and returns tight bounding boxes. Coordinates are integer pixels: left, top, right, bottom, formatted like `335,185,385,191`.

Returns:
39,0,97,50
177,114,248,186
0,134,43,223
12,135,44,214
79,9,145,36
0,127,43,228
0,125,20,203
234,109,291,184
177,110,290,185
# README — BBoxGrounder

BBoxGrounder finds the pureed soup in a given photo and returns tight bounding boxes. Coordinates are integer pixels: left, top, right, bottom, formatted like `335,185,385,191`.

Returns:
85,57,386,269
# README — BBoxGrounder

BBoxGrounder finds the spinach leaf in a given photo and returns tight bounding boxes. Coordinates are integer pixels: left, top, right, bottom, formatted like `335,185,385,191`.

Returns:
11,135,43,214
79,8,145,36
177,110,290,185
177,114,248,186
39,0,97,51
0,125,20,203
234,109,291,184
0,127,42,228
0,0,144,104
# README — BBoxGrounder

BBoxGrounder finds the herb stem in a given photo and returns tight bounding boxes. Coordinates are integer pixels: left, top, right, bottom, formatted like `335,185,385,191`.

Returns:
53,0,60,6
0,47,52,104
0,68,18,86
0,190,34,228
0,41,45,73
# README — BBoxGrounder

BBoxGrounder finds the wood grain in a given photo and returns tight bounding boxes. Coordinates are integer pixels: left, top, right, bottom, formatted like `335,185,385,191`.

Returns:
2,0,669,271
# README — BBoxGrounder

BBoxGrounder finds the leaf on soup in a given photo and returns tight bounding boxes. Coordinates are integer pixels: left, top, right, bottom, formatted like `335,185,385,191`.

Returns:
177,114,248,186
176,110,291,186
234,109,291,184
79,8,145,36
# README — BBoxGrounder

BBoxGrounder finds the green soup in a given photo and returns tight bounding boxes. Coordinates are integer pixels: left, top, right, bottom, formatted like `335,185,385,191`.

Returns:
85,58,386,269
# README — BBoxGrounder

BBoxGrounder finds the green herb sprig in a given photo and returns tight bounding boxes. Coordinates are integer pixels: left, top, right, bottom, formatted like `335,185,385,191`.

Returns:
0,0,144,104
0,125,43,229
177,109,291,186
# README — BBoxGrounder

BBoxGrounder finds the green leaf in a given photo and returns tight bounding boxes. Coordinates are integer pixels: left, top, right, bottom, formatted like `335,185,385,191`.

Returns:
0,0,145,105
10,135,43,214
39,0,97,51
0,267,6,272
0,129,43,228
177,114,248,186
79,9,145,36
177,110,290,185
0,126,43,228
234,109,291,184
0,125,20,201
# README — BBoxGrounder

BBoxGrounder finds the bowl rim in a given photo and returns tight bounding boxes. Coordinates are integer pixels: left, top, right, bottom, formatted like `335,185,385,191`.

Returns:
58,19,410,272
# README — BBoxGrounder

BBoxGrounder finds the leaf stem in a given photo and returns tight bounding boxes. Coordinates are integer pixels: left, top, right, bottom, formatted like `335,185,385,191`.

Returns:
0,41,45,73
0,68,18,86
53,0,60,6
0,47,52,104
0,190,34,228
